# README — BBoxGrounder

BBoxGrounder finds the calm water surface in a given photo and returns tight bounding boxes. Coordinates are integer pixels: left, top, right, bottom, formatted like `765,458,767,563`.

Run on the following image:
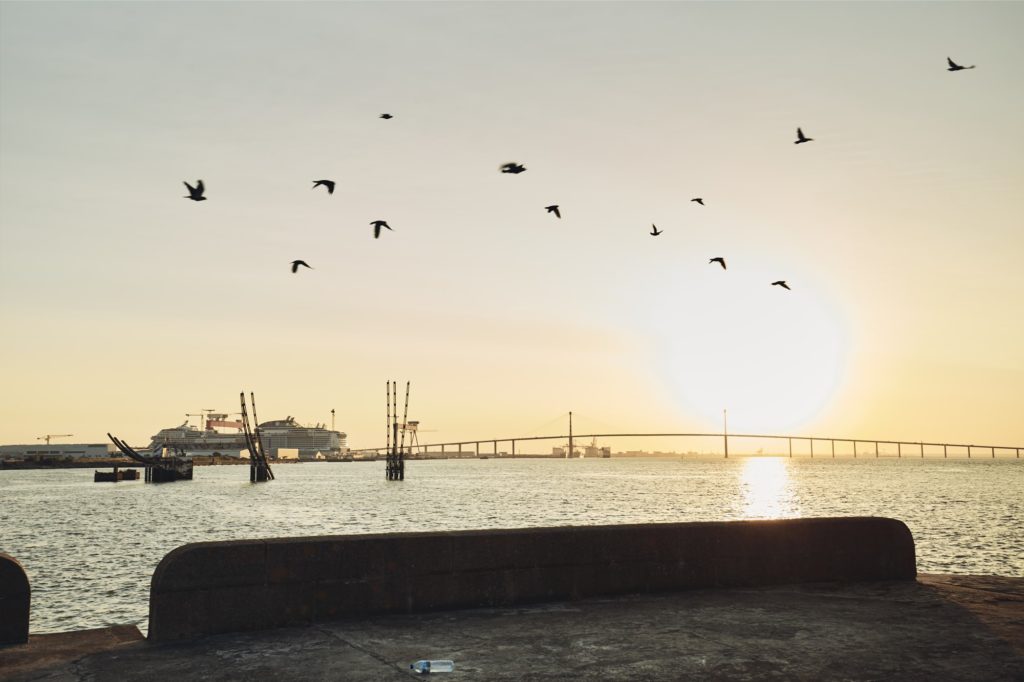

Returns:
1,457,1021,634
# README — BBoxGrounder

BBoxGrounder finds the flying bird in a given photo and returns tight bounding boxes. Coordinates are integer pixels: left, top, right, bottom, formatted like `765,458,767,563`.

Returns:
291,260,312,273
500,162,526,174
946,57,975,72
183,180,206,201
371,220,392,239
709,257,726,270
380,113,393,119
312,180,335,194
691,198,704,206
650,224,662,236
795,128,813,144
771,280,791,290
545,205,561,219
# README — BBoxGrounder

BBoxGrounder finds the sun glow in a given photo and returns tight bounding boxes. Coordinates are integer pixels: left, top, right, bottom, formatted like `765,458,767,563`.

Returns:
654,271,849,434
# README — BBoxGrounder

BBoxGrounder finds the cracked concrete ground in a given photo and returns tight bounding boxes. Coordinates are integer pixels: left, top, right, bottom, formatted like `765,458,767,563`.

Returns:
2,575,1022,681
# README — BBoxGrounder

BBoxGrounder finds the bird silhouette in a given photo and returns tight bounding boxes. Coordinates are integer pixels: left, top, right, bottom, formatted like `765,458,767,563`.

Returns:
650,224,662,236
545,205,561,219
709,257,726,270
500,162,526,174
371,220,392,239
771,280,791,290
291,260,312,273
312,180,335,194
183,180,206,201
691,198,704,205
947,57,975,72
795,128,813,144
380,113,394,119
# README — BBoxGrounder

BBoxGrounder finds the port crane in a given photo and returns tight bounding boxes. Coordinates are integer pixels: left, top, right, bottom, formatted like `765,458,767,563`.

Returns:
185,409,218,429
37,434,73,445
398,421,437,455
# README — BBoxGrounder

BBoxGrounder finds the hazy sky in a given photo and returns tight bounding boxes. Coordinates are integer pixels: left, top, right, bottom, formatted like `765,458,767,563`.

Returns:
1,1,1022,450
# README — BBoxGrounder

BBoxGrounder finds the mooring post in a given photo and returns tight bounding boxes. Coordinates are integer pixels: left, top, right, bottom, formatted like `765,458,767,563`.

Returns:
944,444,948,458
992,446,995,459
875,442,879,458
723,409,729,459
968,445,971,459
897,442,901,458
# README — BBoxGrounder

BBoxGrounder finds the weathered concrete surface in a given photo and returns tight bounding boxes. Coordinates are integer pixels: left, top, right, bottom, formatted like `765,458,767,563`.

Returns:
0,553,30,645
4,575,1021,681
149,517,916,641
0,625,143,679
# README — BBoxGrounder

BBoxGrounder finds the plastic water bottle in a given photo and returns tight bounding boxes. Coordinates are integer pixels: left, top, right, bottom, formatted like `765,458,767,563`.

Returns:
409,659,455,674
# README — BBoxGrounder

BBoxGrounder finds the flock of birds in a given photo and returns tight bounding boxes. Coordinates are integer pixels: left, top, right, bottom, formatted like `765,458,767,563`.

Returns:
182,57,977,290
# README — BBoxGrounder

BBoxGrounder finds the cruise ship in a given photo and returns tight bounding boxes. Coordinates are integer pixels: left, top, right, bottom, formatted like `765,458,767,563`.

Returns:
148,413,348,459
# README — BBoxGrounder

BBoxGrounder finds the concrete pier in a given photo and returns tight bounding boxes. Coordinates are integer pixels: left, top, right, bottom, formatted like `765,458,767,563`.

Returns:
2,518,1021,680
2,574,1021,681
147,517,915,642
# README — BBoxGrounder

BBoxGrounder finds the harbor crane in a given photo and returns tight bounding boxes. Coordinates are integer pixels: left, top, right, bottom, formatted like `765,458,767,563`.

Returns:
37,434,73,445
185,410,218,429
399,421,437,455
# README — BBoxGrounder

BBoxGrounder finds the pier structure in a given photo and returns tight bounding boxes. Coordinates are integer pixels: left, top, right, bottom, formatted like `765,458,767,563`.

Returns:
106,434,194,482
385,381,409,480
240,392,274,482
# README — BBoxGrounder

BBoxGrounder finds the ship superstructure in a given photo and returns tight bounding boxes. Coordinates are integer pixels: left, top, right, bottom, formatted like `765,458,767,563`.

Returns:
257,416,347,458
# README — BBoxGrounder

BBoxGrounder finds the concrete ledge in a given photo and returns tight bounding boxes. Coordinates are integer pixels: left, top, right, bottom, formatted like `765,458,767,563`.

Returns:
0,552,30,645
149,517,916,642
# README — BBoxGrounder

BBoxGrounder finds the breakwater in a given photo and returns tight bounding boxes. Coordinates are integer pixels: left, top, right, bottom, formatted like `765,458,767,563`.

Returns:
148,517,914,641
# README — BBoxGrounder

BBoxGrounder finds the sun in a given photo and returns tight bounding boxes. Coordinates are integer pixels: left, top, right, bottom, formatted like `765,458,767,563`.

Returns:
654,275,849,435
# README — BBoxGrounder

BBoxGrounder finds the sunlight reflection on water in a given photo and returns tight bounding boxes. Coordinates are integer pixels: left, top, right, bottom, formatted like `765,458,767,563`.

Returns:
739,457,796,519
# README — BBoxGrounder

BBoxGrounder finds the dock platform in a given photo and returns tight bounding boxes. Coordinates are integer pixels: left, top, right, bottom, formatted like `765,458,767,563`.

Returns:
2,574,1021,681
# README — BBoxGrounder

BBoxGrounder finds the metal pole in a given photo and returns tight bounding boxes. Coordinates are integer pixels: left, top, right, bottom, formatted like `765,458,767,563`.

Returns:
386,382,391,455
399,382,410,454
568,411,573,459
723,409,729,459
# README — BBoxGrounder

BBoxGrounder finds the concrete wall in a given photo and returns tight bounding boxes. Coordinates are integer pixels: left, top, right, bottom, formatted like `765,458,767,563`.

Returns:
149,517,916,642
0,553,30,645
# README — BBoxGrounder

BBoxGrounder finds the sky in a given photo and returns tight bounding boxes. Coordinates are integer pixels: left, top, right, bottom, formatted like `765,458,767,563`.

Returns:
1,1,1022,451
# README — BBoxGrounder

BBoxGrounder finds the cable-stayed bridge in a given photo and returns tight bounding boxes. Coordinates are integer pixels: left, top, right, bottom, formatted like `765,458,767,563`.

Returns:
366,431,1021,460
